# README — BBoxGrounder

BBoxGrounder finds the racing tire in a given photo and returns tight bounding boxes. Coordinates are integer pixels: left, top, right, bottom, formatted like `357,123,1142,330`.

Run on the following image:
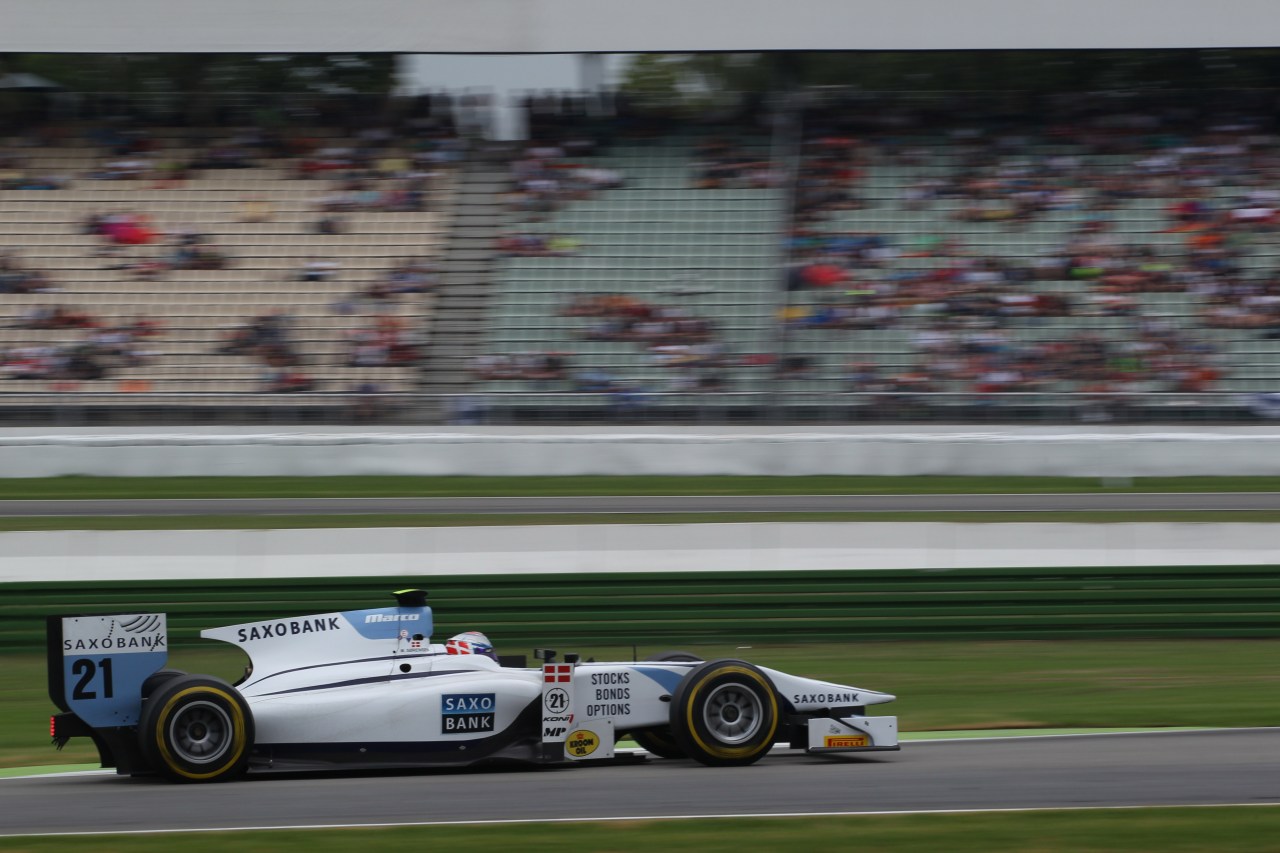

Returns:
141,669,187,698
138,674,254,783
668,660,780,767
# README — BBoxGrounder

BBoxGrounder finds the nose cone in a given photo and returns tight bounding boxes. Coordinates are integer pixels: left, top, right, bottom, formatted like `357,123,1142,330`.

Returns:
862,690,896,705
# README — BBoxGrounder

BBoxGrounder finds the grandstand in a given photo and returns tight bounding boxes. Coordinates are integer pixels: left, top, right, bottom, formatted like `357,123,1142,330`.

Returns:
0,121,454,415
457,93,1280,422
772,92,1279,420
480,132,785,413
3,85,1280,424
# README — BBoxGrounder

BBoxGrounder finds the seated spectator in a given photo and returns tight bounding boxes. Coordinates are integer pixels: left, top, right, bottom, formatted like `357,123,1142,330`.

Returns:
0,252,56,294
497,232,581,257
263,368,316,393
573,368,620,393
87,156,152,181
89,320,161,368
315,215,348,236
843,361,890,394
92,212,158,247
343,315,420,368
301,258,340,283
218,311,297,364
62,344,108,381
16,305,95,330
107,252,170,279
168,233,229,271
347,328,390,367
1,345,59,379
1166,199,1214,231
385,258,439,294
471,354,513,380
191,143,257,170
776,355,813,378
152,160,192,188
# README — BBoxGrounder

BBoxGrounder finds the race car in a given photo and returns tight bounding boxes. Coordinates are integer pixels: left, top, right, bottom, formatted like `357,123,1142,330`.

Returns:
46,589,898,782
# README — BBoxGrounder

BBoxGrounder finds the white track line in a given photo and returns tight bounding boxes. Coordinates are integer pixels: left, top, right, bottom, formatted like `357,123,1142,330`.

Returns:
2,802,1278,839
903,727,1235,744
0,769,111,782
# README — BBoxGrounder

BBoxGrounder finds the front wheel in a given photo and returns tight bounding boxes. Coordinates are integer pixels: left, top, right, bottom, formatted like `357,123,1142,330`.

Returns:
138,674,254,783
668,660,780,767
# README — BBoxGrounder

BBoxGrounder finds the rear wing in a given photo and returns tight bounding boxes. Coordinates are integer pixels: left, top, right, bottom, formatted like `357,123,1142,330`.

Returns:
47,613,169,728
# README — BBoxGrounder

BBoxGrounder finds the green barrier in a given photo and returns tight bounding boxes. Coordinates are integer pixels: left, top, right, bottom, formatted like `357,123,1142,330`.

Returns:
3,565,1280,650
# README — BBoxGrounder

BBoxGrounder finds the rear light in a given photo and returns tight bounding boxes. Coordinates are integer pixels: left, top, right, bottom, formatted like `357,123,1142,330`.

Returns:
49,712,91,748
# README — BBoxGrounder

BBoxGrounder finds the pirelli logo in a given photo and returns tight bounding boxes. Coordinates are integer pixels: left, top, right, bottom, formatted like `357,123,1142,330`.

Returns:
824,735,868,748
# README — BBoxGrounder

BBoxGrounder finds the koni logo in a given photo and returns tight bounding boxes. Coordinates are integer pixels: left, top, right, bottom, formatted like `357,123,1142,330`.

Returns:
364,613,421,623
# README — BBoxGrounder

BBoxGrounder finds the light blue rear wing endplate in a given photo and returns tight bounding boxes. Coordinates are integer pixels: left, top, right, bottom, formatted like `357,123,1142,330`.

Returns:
59,614,168,727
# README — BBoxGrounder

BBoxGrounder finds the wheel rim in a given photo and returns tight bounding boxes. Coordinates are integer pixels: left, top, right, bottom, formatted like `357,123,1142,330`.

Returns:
702,682,763,745
168,700,233,765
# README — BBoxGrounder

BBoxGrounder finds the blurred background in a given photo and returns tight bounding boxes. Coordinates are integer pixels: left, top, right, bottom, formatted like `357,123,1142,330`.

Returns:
2,9,1279,844
3,49,1280,425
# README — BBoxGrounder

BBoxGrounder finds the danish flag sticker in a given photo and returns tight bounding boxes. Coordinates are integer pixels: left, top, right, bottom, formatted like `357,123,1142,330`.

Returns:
543,664,573,683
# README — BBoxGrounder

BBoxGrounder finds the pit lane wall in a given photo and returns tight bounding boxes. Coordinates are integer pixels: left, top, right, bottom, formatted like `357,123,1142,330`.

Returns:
3,523,1279,649
5,426,1280,476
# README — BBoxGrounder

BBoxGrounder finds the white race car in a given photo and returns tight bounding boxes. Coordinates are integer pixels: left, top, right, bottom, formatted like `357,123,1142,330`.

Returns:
48,590,898,782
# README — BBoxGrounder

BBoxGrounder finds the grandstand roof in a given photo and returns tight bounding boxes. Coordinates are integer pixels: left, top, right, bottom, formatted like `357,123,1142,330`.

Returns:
4,0,1280,54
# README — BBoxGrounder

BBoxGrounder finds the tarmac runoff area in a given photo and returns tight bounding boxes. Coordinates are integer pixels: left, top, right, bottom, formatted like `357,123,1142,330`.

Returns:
1,521,1278,582
0,728,1213,780
0,729,1275,836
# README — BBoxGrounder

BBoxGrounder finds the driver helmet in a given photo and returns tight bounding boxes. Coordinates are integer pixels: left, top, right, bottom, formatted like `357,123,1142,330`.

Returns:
446,630,497,661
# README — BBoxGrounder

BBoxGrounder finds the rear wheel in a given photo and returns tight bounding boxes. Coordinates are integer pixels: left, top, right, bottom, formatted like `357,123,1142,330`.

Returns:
141,669,186,698
138,674,253,783
669,660,780,767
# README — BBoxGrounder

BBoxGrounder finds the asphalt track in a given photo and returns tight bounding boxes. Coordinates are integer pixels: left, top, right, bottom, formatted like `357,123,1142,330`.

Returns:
2,492,1280,516
1,730,1276,836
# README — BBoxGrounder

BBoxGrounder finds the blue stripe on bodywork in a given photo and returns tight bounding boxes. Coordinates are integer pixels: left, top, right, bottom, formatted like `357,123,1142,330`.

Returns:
241,652,440,690
634,666,686,693
257,668,470,696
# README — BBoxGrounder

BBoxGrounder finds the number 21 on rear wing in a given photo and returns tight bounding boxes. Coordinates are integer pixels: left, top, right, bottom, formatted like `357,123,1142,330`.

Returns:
47,614,169,767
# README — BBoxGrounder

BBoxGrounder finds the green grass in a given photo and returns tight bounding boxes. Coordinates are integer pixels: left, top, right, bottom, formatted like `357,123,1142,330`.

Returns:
3,510,1280,532
8,638,1279,770
4,808,1280,851
2,474,1279,501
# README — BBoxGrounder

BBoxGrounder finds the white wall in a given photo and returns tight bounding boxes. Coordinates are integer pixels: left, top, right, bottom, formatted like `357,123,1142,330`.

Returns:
4,426,1280,477
5,0,1280,52
1,522,1273,583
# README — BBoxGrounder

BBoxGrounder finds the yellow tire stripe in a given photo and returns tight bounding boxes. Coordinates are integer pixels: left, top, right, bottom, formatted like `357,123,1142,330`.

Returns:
153,686,248,781
684,665,779,760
